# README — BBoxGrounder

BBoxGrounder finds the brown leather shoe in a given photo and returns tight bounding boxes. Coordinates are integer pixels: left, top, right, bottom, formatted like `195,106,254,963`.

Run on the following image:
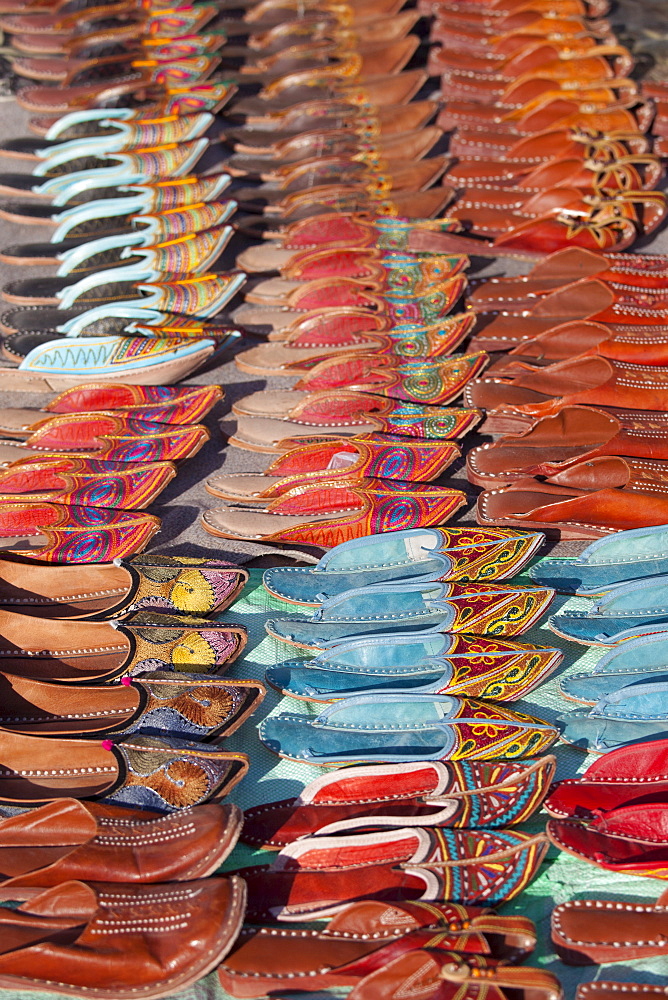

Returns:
0,797,243,887
0,876,246,998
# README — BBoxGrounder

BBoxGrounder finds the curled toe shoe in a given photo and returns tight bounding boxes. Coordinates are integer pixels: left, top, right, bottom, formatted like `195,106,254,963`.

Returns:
261,525,545,605
259,692,558,765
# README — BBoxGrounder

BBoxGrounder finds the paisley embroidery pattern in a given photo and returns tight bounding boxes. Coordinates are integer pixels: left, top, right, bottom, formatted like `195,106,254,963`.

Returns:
128,557,247,614
297,353,487,406
382,254,468,297
379,403,482,440
0,504,160,563
434,528,546,582
110,734,247,810
373,215,462,249
129,676,245,738
383,313,476,360
271,483,466,547
0,466,175,510
125,613,247,674
24,413,208,455
386,277,467,324
93,426,209,462
440,646,562,701
434,583,556,637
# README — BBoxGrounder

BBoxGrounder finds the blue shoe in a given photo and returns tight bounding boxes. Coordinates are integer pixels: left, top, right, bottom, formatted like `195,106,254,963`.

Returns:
259,692,558,765
529,524,668,596
266,633,562,702
561,630,668,703
549,575,668,645
265,580,555,649
559,678,668,753
262,527,544,605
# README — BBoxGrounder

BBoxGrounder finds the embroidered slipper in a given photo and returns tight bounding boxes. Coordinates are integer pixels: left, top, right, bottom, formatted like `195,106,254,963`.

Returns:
266,633,562,702
233,370,484,419
0,607,247,681
259,694,558,765
243,257,462,306
234,314,476,376
0,552,248,619
237,828,549,918
201,481,467,547
0,109,214,160
0,199,236,269
0,171,232,235
207,438,462,501
233,276,465,338
0,464,176,509
288,352,489,406
265,579,556,648
0,502,159,561
0,336,217,391
261,526,545,603
14,383,223,422
0,386,220,434
234,213,463,274
242,757,557,848
0,138,210,200
0,413,209,459
228,398,482,453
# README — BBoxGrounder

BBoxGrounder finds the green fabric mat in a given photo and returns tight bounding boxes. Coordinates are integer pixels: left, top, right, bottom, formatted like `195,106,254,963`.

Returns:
15,565,668,1000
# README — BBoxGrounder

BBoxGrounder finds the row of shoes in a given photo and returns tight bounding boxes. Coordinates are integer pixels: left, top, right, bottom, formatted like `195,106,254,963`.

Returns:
0,797,248,997
242,527,561,759
0,381,223,559
426,0,668,253
0,550,266,809
215,759,560,997
546,736,668,996
521,521,668,754
0,0,248,384
459,243,668,537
